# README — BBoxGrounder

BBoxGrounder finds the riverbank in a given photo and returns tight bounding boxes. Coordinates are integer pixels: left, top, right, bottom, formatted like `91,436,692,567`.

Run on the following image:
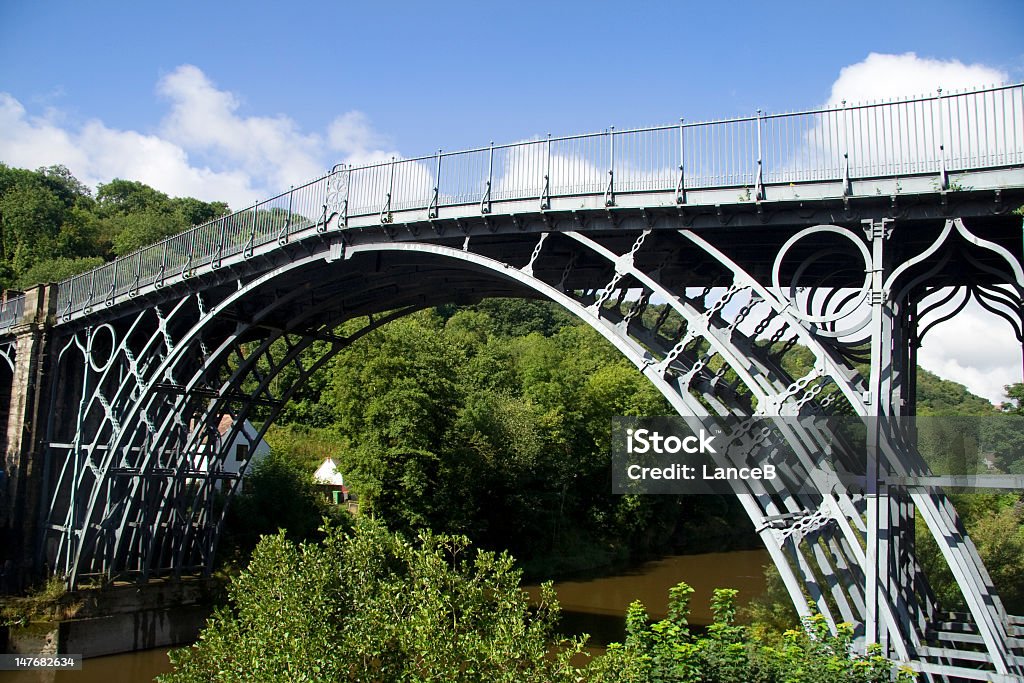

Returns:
519,521,762,584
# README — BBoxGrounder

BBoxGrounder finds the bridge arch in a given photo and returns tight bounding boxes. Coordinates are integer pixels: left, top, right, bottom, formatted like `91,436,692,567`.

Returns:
37,215,1024,677
18,82,1024,678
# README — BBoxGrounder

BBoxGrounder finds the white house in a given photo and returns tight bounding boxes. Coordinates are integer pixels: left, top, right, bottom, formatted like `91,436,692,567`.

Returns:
190,414,270,487
313,457,353,506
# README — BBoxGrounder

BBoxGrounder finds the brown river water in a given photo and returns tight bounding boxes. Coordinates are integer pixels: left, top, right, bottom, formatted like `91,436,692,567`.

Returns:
0,548,770,682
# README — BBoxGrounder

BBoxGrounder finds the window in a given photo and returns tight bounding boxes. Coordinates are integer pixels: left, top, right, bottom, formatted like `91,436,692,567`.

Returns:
235,443,250,462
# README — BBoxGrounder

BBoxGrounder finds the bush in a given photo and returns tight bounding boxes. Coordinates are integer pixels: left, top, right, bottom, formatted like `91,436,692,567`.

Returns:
160,518,583,682
585,582,913,683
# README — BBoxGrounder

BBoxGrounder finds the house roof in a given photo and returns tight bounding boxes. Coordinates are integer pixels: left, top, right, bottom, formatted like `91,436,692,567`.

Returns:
217,414,234,437
313,457,345,486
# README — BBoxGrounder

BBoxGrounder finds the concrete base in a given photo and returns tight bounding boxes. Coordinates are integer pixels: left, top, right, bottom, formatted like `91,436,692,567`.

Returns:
2,579,215,657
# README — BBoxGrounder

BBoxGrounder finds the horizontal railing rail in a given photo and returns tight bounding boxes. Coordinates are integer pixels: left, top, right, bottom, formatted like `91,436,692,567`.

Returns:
32,82,1024,325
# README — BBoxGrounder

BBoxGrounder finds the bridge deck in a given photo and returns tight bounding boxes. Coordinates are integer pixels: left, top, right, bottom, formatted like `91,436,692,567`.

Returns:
1,82,1021,335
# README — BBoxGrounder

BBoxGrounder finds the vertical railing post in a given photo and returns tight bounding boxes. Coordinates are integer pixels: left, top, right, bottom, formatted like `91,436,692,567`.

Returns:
317,172,330,234
242,203,255,257
213,216,225,267
277,194,290,245
676,118,686,204
937,87,949,190
319,173,328,232
285,190,293,239
86,269,95,311
429,150,441,218
541,134,551,210
755,109,765,201
106,259,118,306
131,251,141,296
604,127,615,207
183,229,194,277
481,142,493,214
157,241,167,287
841,100,852,196
381,157,395,224
343,171,351,228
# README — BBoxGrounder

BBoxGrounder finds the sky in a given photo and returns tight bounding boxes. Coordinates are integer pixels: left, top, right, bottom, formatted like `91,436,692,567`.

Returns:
1,0,1023,402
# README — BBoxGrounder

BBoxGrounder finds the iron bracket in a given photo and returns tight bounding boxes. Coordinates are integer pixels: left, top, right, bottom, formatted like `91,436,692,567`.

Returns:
842,153,852,197
481,142,493,215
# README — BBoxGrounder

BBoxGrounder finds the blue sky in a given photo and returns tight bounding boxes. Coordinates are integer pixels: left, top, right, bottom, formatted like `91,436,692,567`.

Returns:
1,0,1023,400
2,0,1022,157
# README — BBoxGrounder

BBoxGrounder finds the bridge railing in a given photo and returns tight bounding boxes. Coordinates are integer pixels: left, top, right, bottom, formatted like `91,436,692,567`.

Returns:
0,293,25,334
51,83,1024,323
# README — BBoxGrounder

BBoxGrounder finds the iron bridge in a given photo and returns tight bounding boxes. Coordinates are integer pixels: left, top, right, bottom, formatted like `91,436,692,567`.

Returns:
2,84,1024,681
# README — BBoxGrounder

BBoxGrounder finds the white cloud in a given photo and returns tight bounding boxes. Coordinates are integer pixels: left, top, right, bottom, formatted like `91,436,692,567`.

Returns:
826,52,1007,105
157,65,327,195
328,111,394,166
0,65,394,209
917,297,1021,404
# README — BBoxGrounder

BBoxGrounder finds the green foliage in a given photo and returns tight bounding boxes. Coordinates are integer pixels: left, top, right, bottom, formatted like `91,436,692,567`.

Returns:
95,178,228,255
587,583,911,683
741,564,801,639
917,492,1024,613
107,210,187,255
1,576,76,626
17,256,104,288
1001,382,1024,414
910,383,1024,613
261,423,344,474
309,304,739,576
916,368,996,416
219,449,348,564
0,164,93,284
465,297,574,337
0,163,229,290
160,518,583,683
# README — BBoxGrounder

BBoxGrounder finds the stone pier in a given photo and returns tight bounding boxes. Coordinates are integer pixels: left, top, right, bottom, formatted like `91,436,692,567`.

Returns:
2,285,56,593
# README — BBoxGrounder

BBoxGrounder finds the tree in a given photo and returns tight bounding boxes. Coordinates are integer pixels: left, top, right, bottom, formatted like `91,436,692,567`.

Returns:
160,518,583,683
0,165,227,289
95,179,230,255
916,369,997,416
1002,383,1024,415
0,175,64,274
108,210,188,255
96,179,173,215
17,256,104,288
171,196,229,227
37,164,92,203
219,449,347,563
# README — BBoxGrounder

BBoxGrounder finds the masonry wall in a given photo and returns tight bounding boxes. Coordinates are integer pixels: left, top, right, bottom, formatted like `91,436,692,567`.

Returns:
2,285,57,594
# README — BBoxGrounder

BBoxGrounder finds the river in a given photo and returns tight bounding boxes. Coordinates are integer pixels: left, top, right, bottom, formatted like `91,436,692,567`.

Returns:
0,648,173,682
0,548,770,681
526,548,770,648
